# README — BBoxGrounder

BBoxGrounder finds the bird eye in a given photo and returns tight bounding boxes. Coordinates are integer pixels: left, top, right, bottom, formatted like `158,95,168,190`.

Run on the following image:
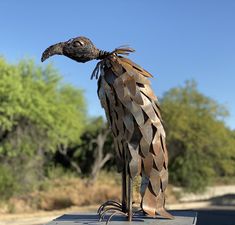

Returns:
73,40,84,47
79,40,84,46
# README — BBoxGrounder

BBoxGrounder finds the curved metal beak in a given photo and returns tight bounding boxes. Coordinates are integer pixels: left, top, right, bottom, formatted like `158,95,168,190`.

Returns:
41,42,65,62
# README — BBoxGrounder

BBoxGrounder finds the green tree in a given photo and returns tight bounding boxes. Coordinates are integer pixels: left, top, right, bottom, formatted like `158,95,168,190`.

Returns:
161,80,235,192
0,57,87,197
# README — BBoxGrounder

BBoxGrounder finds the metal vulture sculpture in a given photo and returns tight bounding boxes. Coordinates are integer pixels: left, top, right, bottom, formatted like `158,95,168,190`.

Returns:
41,36,173,222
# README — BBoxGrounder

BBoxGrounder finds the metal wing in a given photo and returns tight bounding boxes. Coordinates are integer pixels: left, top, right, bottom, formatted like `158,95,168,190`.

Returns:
97,55,173,219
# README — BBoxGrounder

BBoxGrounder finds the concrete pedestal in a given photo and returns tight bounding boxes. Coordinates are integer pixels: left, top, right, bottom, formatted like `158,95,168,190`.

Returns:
45,210,197,225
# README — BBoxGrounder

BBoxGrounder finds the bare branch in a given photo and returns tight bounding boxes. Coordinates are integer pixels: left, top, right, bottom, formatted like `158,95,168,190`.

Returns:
57,144,81,175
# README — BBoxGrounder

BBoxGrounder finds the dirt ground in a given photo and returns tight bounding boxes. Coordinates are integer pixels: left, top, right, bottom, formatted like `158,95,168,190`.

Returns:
1,183,234,225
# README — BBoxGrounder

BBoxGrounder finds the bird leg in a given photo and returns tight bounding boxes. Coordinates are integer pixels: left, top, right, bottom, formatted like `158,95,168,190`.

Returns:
98,153,135,223
98,175,135,224
127,175,133,221
122,163,127,212
98,166,129,222
97,170,126,218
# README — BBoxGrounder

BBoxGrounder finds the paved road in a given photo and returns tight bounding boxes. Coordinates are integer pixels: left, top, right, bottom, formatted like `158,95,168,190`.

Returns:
196,209,235,225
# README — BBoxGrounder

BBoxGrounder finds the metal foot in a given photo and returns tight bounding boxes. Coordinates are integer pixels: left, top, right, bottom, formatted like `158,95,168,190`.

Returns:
99,207,127,224
97,200,122,215
104,210,128,225
97,200,128,224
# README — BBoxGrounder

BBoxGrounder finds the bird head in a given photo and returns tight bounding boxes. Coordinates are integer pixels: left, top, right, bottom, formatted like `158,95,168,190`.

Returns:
41,36,100,63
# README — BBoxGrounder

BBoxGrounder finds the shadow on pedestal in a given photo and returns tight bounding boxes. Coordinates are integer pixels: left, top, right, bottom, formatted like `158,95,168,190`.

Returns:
46,210,197,225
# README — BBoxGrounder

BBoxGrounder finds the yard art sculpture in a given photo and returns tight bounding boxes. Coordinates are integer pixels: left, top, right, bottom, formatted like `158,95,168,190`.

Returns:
41,36,173,222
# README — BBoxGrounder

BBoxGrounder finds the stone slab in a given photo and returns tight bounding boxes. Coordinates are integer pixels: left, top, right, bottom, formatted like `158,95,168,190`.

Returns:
45,210,197,225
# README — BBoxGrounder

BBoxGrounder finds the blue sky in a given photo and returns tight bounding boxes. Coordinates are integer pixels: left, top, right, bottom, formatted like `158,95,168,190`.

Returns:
0,1,234,129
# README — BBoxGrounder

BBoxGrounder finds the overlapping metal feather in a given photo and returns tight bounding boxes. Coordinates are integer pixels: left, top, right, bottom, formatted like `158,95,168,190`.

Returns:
93,48,173,219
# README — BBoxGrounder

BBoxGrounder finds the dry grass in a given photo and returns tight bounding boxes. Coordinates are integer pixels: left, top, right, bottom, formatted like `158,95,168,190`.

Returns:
0,172,121,213
0,171,178,214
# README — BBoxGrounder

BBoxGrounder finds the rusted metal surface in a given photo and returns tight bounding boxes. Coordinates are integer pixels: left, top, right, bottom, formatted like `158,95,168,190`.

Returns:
41,36,173,222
